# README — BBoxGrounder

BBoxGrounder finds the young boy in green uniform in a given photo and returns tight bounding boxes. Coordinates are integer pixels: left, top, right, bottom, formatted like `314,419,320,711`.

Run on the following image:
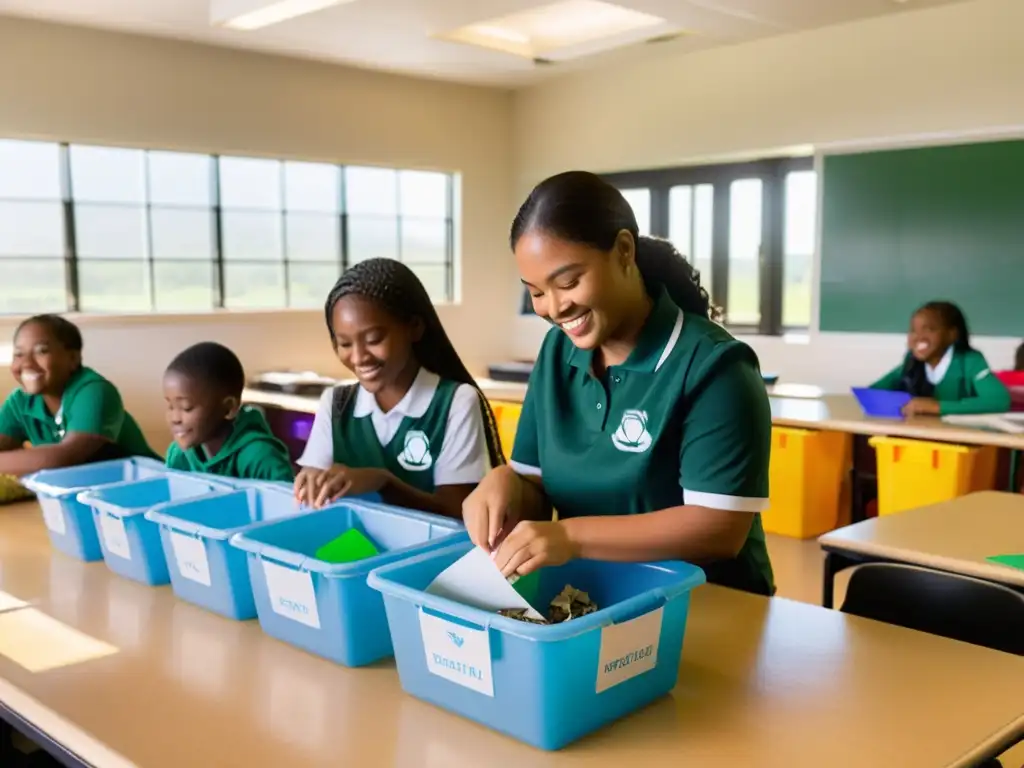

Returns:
163,342,294,483
870,301,1010,416
0,315,158,477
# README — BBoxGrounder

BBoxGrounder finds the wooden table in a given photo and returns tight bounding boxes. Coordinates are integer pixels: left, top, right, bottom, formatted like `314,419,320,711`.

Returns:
1,504,1022,767
818,491,1024,608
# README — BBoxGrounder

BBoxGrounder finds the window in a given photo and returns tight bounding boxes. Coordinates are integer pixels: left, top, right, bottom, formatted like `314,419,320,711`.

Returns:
0,139,456,314
604,157,816,335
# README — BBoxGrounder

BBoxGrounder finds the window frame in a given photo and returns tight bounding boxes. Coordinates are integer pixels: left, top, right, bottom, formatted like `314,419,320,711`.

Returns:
602,155,815,336
0,140,457,316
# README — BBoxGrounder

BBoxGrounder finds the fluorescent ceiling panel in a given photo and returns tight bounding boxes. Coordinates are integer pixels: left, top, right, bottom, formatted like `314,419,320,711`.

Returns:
437,0,666,59
210,0,357,31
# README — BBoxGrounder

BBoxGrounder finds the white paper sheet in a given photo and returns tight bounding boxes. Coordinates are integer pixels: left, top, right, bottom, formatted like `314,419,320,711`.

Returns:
425,546,544,621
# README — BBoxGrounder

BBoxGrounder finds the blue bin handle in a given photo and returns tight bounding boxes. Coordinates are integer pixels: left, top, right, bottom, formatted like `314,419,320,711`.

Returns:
603,589,669,627
420,604,491,632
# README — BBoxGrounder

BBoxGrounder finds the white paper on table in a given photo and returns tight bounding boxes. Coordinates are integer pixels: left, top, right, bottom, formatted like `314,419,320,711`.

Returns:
425,546,544,621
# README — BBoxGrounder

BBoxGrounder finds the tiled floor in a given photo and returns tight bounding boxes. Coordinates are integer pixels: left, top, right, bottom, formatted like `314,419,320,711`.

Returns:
765,533,1024,768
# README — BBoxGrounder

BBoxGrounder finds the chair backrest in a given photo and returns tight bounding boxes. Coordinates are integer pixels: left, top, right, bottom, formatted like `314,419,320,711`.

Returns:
840,563,1024,655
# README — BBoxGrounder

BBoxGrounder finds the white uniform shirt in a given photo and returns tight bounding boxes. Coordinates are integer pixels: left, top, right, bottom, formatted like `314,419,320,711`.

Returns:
297,368,490,487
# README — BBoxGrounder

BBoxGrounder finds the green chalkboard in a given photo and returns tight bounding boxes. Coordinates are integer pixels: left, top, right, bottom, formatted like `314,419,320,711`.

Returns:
819,140,1024,336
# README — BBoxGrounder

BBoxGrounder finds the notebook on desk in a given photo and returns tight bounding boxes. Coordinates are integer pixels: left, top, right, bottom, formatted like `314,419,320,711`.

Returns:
940,413,1024,434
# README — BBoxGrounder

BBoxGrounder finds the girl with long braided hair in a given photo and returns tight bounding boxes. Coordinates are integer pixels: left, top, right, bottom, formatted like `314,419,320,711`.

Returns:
294,258,504,519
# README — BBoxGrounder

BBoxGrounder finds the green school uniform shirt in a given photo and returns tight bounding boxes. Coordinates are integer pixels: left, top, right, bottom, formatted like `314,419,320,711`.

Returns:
871,347,1011,415
511,287,776,596
330,379,458,494
0,367,158,459
164,405,294,483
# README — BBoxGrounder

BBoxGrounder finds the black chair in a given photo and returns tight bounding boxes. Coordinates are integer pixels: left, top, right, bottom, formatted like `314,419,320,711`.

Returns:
840,563,1024,656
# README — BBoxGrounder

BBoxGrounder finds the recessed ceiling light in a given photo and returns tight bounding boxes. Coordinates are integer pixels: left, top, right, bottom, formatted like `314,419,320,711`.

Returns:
436,0,667,60
210,0,357,31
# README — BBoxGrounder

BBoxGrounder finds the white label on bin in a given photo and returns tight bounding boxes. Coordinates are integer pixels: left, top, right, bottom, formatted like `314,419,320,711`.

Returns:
596,606,663,694
418,609,494,697
262,560,320,629
170,532,211,587
100,514,131,560
40,502,66,536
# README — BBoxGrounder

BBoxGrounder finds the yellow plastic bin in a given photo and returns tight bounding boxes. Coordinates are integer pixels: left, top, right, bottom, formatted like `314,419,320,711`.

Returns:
763,427,851,539
869,436,998,517
490,400,523,459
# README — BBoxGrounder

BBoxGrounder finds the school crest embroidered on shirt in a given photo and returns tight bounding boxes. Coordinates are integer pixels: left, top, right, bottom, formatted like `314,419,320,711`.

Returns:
397,430,434,471
611,410,653,453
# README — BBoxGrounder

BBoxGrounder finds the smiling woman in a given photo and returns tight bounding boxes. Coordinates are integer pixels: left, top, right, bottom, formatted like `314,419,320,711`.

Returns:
463,171,776,596
0,314,159,476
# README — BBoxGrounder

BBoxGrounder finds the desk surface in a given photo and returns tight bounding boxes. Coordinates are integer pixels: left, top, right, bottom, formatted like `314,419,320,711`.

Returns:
771,393,1024,449
0,504,1022,768
819,491,1024,587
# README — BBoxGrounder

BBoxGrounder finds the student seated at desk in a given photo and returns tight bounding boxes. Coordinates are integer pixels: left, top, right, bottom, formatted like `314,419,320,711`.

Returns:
870,301,1010,416
294,258,504,518
163,342,294,483
0,315,159,476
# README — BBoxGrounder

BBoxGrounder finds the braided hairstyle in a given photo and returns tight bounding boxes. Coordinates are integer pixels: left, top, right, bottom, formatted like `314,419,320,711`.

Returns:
898,300,972,397
511,170,721,321
324,258,506,470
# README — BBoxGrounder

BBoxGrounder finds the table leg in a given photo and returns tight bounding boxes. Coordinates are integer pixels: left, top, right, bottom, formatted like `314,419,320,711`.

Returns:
1009,449,1020,494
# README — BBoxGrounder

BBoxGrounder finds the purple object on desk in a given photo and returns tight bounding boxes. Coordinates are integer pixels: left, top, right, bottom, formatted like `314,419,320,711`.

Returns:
851,387,911,418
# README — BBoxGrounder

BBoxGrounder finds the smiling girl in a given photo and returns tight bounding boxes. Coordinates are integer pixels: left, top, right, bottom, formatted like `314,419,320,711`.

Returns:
293,258,504,517
0,315,158,476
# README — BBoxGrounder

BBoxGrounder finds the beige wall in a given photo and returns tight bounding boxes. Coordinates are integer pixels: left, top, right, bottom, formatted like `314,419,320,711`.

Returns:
0,16,518,450
512,0,1024,390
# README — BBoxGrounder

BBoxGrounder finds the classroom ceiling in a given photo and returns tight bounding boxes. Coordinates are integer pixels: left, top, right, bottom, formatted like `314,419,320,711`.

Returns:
0,0,974,86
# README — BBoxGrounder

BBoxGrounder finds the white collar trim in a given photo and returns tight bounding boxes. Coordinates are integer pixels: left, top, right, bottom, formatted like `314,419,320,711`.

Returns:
352,367,439,419
925,345,954,385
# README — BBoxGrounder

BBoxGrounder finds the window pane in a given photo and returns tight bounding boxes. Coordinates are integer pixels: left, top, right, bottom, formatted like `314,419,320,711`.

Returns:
222,211,282,261
727,179,762,326
75,205,147,259
0,258,66,313
618,188,650,236
148,152,213,206
284,162,339,213
223,262,285,309
694,184,714,294
288,263,341,309
348,216,398,263
285,213,339,262
150,209,214,260
345,167,397,216
219,157,281,210
78,260,150,313
153,261,214,312
70,146,146,204
0,140,62,200
783,171,816,328
408,264,448,303
400,219,446,263
399,171,448,218
0,202,64,256
669,186,692,257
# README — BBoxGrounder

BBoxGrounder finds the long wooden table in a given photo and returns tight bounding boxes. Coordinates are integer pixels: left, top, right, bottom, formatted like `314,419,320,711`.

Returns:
818,491,1024,608
1,503,1022,768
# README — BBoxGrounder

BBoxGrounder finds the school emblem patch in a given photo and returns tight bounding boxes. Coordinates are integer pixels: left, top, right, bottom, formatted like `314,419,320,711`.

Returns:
397,430,434,471
611,409,653,453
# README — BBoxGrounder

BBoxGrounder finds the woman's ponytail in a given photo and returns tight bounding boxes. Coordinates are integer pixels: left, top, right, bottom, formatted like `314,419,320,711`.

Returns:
634,236,720,321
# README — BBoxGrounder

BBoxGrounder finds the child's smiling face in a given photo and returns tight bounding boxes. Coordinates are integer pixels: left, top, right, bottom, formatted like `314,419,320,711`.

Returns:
330,295,422,397
163,370,236,450
11,321,80,397
908,308,957,364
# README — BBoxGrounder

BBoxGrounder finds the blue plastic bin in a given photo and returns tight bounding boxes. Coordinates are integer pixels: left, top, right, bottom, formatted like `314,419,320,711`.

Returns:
77,474,234,585
366,540,706,750
229,501,466,666
21,457,169,562
145,483,305,620
852,387,911,418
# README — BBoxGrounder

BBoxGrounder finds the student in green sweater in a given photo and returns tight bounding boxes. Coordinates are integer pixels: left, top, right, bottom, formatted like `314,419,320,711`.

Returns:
163,342,294,483
0,315,159,477
870,301,1010,416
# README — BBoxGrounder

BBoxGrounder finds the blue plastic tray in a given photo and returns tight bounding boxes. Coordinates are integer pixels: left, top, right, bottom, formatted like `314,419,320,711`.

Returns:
146,483,305,620
77,474,235,585
229,501,466,666
367,540,706,750
21,457,169,561
852,387,912,418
